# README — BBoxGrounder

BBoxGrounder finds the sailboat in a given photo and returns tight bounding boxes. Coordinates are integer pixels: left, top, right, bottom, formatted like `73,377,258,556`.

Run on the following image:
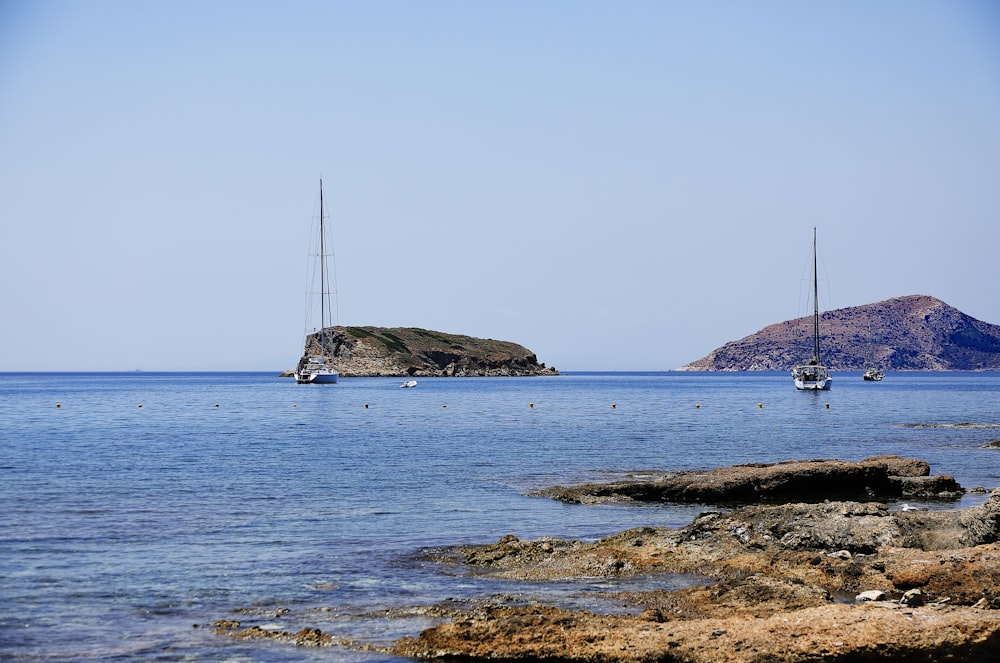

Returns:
791,228,832,390
863,318,884,381
863,366,884,382
294,179,339,384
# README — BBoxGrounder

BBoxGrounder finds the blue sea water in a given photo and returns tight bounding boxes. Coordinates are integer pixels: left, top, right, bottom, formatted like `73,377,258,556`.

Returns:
1,371,998,661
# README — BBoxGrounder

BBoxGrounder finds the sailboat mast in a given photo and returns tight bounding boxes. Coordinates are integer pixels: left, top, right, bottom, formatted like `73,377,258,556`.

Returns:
812,227,820,364
318,178,326,361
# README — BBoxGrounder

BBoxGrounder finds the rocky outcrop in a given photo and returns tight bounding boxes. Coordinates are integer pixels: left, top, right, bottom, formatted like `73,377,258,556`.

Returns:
393,600,1000,662
292,326,558,377
212,459,1000,661
682,295,1000,371
389,488,1000,663
532,456,963,505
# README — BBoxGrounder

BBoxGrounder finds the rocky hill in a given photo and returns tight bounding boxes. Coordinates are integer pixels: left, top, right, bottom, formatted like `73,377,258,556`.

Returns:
682,295,1000,371
295,326,558,378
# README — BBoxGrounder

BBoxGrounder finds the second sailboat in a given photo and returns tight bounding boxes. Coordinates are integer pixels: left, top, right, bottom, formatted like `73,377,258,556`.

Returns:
792,228,832,390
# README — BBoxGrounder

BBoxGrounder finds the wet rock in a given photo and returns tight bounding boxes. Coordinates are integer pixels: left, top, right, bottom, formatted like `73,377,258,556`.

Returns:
532,456,963,505
960,488,1000,546
215,620,345,648
890,474,962,498
212,619,240,630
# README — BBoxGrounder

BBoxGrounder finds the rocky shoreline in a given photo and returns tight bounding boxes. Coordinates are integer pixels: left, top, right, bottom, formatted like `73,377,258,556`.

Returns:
215,456,1000,661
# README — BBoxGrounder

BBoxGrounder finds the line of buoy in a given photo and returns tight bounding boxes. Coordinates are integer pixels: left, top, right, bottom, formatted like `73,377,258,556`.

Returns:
48,401,835,412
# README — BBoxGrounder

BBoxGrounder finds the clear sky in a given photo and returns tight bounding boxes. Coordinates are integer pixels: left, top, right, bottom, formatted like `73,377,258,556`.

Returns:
2,1,998,372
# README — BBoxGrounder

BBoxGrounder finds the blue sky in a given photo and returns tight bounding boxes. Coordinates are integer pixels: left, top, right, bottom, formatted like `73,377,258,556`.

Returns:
1,1,998,371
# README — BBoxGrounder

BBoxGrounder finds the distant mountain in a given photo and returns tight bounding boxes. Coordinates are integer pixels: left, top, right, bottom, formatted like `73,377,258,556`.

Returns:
682,295,1000,371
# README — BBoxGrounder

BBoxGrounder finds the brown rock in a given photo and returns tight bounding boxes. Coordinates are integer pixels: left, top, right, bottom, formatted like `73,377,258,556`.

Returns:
532,456,962,505
393,603,1000,663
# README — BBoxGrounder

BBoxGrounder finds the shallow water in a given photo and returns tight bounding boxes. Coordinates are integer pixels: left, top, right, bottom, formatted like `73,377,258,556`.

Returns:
1,371,998,661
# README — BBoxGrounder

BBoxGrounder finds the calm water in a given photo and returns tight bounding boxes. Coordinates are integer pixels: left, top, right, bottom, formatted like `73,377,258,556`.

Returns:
2,371,998,661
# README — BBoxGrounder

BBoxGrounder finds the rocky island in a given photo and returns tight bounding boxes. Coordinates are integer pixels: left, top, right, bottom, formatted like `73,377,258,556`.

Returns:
215,456,1000,661
683,295,1000,371
286,326,558,378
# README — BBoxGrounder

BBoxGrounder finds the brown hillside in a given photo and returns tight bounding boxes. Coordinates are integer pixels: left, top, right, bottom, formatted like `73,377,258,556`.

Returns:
682,295,1000,371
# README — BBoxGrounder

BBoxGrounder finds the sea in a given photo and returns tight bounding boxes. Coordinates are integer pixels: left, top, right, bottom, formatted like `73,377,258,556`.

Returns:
2,371,999,662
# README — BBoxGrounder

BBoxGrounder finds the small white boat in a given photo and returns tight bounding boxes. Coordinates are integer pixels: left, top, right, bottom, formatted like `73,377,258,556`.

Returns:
792,228,832,391
862,319,884,381
863,367,884,382
399,380,418,388
294,179,339,385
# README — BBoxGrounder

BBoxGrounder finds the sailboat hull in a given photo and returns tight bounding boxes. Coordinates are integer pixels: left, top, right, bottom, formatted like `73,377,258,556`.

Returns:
793,376,832,390
792,366,831,390
294,369,339,384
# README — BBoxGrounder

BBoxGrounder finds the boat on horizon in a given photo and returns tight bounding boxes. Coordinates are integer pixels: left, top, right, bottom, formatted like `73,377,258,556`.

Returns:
863,368,884,381
294,179,339,385
863,318,884,381
791,228,832,391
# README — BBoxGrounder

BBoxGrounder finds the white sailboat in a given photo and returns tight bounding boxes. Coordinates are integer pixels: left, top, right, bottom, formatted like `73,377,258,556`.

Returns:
862,317,884,381
862,367,884,382
792,228,832,390
294,179,339,385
